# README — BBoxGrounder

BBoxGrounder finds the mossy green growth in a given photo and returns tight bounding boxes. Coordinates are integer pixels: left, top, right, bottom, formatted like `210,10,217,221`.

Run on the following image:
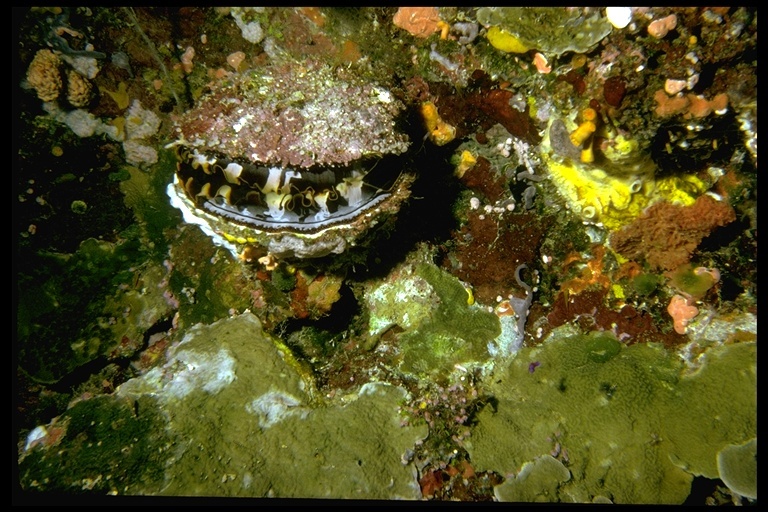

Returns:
119,148,180,252
18,394,168,494
287,325,337,360
271,264,297,292
397,263,501,378
632,272,662,296
583,333,621,363
111,313,427,498
166,226,257,328
17,237,146,383
70,200,88,214
466,330,756,504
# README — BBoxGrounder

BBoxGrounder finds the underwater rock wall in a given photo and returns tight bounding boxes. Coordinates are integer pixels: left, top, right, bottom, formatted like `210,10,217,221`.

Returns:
16,7,756,504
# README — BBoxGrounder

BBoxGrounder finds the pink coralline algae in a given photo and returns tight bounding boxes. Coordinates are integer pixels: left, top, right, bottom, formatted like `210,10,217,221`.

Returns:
392,7,441,38
667,294,699,335
172,61,410,168
647,14,677,39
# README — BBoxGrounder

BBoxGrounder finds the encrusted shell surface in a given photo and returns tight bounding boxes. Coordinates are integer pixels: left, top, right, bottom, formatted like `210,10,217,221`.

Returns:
173,61,410,168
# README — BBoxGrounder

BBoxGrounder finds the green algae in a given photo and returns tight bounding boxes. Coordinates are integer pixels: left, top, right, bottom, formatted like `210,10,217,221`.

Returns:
666,263,718,300
166,226,256,328
21,313,427,498
119,148,179,252
136,313,426,498
632,272,662,296
583,333,621,363
466,330,756,503
17,237,147,383
663,342,757,480
19,394,168,494
365,260,501,378
717,438,757,500
271,264,297,292
494,455,571,502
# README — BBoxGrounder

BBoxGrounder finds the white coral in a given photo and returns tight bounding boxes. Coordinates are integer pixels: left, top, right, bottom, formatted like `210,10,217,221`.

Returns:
125,100,161,140
123,140,159,166
231,7,265,44
43,103,120,140
63,108,101,138
61,54,100,80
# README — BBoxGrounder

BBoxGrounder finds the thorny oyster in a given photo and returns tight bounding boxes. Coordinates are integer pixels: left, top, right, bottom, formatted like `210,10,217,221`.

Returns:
167,61,413,261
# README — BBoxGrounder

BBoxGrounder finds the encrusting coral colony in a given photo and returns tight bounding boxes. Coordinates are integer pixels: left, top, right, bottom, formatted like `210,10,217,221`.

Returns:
15,7,755,504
